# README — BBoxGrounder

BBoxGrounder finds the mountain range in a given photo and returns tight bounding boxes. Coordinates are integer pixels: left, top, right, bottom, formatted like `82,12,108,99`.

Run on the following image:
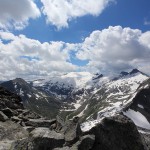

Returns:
0,69,150,132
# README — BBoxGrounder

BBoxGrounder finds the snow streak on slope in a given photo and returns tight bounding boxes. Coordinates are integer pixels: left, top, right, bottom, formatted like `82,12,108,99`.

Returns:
80,72,149,131
32,72,93,101
30,70,150,132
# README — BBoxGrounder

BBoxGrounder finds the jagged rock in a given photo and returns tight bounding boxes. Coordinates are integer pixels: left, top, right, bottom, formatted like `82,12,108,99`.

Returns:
16,109,24,113
2,108,18,118
19,120,26,127
71,134,95,150
0,120,29,149
143,134,150,149
53,147,70,150
11,138,32,150
50,123,57,130
124,78,150,124
129,68,140,75
53,134,95,150
0,140,14,150
55,115,65,132
11,116,22,122
23,126,35,133
120,71,129,76
25,119,56,128
0,111,8,122
12,127,65,150
21,110,41,119
30,127,65,149
85,114,147,150
0,86,23,110
0,121,28,141
63,117,82,145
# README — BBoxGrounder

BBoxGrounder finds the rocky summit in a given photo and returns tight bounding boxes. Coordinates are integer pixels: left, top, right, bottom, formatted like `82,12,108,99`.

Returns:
0,86,149,150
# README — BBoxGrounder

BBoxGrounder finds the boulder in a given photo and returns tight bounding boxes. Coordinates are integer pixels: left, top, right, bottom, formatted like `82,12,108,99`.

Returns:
55,115,65,132
71,134,95,150
53,147,70,150
23,126,35,133
0,111,8,122
139,129,150,150
0,87,23,110
11,116,22,122
0,120,28,141
86,114,147,150
0,140,14,150
63,117,82,145
25,119,56,128
21,110,41,119
30,128,65,150
0,120,28,149
12,127,65,150
2,108,18,118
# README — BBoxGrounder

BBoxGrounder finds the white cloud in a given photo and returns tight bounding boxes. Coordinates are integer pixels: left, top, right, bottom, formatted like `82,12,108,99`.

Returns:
0,0,41,30
0,31,77,80
0,26,150,80
76,26,150,75
41,0,114,29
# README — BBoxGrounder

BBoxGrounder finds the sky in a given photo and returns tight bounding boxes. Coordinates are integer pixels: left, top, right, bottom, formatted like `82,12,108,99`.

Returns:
0,0,150,80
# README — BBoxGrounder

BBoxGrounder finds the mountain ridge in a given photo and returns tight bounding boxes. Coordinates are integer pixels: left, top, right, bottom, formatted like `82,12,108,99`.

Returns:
0,69,149,126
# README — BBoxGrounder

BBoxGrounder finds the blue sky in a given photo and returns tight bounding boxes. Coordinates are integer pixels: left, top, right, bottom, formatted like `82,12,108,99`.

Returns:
13,0,150,43
0,0,150,80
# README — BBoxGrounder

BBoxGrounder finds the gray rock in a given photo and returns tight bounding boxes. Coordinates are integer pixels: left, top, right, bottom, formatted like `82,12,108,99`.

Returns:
54,115,65,132
53,146,70,150
25,118,56,127
11,116,22,122
0,111,8,122
86,114,147,150
0,120,28,141
30,127,65,149
0,140,14,150
12,127,65,150
23,126,35,133
0,120,28,149
53,134,95,150
2,108,18,118
71,134,95,150
63,117,82,145
21,110,41,119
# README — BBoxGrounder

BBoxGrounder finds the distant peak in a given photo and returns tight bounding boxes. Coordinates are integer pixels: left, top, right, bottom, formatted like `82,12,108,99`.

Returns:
14,78,26,82
12,78,28,85
92,74,103,80
120,71,129,76
129,69,140,75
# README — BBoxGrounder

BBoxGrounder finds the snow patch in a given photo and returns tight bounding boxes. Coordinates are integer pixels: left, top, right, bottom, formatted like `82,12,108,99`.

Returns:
19,88,24,96
123,109,150,130
77,104,88,117
27,94,31,98
138,104,144,109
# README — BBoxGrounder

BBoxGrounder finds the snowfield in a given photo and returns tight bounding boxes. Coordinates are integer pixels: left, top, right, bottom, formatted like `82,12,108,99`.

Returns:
123,109,150,130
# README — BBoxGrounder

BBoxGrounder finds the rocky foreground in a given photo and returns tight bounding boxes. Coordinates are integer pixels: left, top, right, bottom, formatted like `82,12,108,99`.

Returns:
0,86,149,150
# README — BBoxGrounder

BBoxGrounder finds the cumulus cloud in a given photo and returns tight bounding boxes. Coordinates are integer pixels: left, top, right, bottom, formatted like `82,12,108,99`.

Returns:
0,26,150,80
0,31,77,80
0,0,40,30
76,26,150,75
41,0,114,29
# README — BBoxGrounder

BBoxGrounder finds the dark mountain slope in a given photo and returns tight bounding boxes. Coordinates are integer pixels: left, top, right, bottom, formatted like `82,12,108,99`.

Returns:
124,78,150,125
1,78,61,119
